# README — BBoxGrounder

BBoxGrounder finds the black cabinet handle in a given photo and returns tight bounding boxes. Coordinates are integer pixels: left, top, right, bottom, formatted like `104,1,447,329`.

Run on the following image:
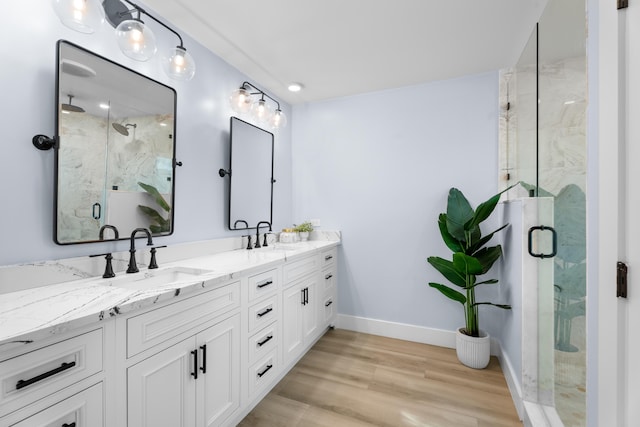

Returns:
257,335,274,347
325,300,333,307
257,307,273,318
304,287,309,305
62,423,76,427
301,289,305,305
325,255,333,261
257,364,273,378
16,361,76,390
191,350,198,379
257,280,273,289
325,273,333,280
200,345,207,374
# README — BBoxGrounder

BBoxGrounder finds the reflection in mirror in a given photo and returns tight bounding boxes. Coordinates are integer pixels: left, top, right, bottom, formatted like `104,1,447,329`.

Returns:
228,117,274,230
55,40,177,244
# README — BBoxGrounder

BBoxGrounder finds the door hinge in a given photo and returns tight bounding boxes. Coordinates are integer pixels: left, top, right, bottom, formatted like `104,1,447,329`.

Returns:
617,261,628,298
618,0,628,9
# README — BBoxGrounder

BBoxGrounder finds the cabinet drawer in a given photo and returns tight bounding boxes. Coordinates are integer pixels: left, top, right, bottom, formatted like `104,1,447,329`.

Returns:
11,382,103,427
322,268,336,295
0,329,102,416
248,351,278,399
248,324,278,366
321,248,337,269
322,294,336,326
283,255,319,285
248,295,278,334
127,281,240,357
247,268,279,302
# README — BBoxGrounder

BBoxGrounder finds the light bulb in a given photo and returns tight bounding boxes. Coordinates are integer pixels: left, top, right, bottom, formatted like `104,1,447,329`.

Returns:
270,109,287,129
115,18,157,61
229,87,252,114
52,0,103,33
162,46,196,81
251,98,272,124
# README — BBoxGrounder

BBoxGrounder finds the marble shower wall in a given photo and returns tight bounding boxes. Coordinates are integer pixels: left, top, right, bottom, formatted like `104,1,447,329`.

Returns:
58,112,174,243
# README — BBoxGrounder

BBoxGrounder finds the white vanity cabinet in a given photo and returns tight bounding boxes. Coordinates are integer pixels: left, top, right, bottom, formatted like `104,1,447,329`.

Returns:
120,281,242,427
282,255,321,365
0,325,108,427
320,247,338,328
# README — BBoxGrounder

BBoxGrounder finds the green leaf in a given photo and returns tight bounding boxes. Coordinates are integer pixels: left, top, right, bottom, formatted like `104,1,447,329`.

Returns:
473,302,512,310
465,183,517,231
474,279,499,286
138,182,170,212
446,188,474,241
427,256,466,288
428,283,467,305
473,245,503,274
452,252,483,277
438,214,462,252
468,223,509,255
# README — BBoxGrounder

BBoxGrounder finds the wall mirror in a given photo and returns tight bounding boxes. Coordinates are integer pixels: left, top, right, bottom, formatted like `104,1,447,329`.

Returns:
227,117,274,230
55,40,177,244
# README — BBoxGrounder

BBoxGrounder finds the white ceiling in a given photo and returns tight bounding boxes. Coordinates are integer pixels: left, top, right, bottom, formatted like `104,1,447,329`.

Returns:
142,0,548,105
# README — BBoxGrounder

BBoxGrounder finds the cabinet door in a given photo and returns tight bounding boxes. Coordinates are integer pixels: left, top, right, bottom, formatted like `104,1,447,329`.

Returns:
128,338,196,427
11,382,103,427
197,314,240,427
302,278,319,343
282,284,304,364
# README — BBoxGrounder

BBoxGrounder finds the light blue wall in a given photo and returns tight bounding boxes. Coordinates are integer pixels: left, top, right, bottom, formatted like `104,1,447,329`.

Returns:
0,2,292,266
291,72,502,331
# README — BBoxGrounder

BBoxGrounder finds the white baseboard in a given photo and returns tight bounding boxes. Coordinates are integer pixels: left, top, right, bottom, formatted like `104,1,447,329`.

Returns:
497,343,524,420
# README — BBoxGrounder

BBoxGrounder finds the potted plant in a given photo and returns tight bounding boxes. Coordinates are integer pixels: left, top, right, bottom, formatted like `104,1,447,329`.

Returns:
293,221,314,241
427,186,513,369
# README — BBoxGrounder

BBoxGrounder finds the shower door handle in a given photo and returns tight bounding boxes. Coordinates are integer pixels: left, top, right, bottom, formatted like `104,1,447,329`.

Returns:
92,202,101,220
527,225,557,258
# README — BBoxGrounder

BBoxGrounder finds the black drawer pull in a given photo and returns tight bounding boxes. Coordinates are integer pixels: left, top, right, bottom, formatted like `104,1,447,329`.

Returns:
191,350,198,379
325,273,333,280
16,361,76,390
257,307,273,317
200,345,207,374
325,300,333,307
257,280,273,289
325,255,333,261
257,335,274,347
257,364,273,378
62,423,76,427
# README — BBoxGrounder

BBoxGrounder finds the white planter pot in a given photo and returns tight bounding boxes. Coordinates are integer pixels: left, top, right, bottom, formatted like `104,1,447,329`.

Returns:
299,231,310,241
455,328,490,369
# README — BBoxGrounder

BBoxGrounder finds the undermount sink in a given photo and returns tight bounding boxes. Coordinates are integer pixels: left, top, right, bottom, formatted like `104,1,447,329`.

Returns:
101,266,213,290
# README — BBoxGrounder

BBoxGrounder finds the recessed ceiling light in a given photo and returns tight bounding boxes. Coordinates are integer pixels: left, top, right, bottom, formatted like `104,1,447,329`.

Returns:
288,83,303,92
99,103,110,109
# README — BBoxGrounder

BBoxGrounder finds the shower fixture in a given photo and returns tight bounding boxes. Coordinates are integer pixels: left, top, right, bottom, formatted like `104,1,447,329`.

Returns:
61,95,85,113
112,122,137,136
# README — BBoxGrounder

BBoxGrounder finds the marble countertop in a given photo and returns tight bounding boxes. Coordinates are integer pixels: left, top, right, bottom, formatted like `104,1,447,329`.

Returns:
0,240,338,352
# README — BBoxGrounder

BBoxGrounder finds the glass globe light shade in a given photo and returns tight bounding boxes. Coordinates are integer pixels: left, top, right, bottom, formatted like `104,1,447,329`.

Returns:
52,0,104,34
162,46,196,81
270,108,287,129
115,19,157,61
229,87,252,114
251,98,273,124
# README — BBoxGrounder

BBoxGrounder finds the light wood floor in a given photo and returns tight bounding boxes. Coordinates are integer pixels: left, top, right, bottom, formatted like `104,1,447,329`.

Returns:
239,329,522,427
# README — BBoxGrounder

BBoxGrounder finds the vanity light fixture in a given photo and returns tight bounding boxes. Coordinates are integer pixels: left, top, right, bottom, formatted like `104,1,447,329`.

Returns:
229,81,287,130
52,0,104,34
53,0,196,81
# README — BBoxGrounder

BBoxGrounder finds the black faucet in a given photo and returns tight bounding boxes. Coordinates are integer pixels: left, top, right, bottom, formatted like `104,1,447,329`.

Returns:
127,228,153,273
233,219,249,229
254,221,272,249
99,224,119,240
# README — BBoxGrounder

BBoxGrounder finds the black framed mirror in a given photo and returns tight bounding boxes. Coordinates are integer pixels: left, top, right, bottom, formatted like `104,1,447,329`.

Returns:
55,40,177,244
227,117,274,230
